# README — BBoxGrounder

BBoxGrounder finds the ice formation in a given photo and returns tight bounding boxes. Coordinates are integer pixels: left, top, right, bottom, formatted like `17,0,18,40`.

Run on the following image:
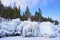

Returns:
7,18,21,31
0,18,58,38
22,21,39,37
39,22,57,37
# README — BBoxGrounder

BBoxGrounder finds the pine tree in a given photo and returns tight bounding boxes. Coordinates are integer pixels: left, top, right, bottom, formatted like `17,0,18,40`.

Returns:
24,6,31,19
54,20,59,25
34,8,42,22
0,0,3,17
12,2,20,18
18,6,21,16
38,8,42,16
35,11,39,21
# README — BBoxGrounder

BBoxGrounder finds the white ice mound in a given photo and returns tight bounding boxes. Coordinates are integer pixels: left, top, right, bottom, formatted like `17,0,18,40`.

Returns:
7,18,21,31
39,21,57,38
0,22,8,30
0,29,7,37
17,21,39,37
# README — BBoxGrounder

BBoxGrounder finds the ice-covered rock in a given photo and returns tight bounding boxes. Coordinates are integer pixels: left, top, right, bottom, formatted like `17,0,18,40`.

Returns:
7,18,21,31
39,22,57,38
27,17,31,21
0,22,8,30
17,21,31,36
32,21,40,36
0,29,6,37
0,18,58,38
18,21,40,37
0,18,21,37
0,17,9,23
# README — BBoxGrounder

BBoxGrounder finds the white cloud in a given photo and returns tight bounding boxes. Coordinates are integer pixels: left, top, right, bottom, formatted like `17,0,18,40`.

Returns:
15,0,40,11
1,0,14,6
1,0,40,10
1,0,56,10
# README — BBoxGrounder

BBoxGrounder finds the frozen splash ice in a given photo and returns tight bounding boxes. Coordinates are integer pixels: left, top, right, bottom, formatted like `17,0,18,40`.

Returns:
27,17,31,21
0,18,57,38
17,20,40,37
39,22,57,37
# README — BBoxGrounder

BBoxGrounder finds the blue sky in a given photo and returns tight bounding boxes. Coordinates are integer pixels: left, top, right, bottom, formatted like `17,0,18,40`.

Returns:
1,0,60,22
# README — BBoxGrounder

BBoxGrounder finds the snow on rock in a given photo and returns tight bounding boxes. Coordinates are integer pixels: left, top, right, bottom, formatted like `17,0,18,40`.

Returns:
39,21,57,38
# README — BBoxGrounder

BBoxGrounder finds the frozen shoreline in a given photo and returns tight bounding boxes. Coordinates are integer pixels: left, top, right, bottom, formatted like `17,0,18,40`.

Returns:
0,36,60,40
0,18,60,39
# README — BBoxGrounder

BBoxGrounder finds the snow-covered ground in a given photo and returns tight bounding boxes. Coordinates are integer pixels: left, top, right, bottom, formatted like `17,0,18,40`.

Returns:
0,18,60,40
0,36,60,40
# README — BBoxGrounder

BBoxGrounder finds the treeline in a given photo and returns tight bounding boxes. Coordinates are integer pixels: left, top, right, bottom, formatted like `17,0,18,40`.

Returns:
0,2,59,25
